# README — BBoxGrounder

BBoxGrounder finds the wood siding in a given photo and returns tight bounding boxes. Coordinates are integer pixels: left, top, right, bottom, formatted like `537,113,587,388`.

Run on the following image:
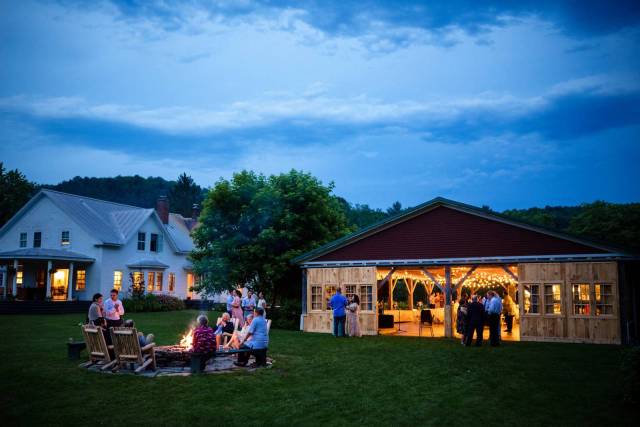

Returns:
518,262,620,344
302,267,377,335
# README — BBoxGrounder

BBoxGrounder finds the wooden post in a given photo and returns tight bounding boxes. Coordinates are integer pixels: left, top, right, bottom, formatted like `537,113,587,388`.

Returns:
12,259,18,296
388,278,394,310
407,278,414,310
444,266,453,338
45,260,52,299
67,262,74,301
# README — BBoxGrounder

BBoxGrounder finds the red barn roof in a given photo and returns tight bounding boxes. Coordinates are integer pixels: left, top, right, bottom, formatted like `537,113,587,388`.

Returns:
294,198,626,266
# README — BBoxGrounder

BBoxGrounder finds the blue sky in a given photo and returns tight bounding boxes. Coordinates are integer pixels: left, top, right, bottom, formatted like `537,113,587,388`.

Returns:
1,0,639,210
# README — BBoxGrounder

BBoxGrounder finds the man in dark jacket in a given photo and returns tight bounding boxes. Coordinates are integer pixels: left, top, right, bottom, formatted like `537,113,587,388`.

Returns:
465,295,485,347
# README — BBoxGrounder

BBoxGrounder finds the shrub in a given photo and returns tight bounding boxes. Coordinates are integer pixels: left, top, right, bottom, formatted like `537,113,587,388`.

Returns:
123,294,184,313
267,299,301,330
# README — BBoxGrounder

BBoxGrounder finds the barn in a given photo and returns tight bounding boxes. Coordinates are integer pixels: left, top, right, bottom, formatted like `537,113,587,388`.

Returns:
294,198,640,345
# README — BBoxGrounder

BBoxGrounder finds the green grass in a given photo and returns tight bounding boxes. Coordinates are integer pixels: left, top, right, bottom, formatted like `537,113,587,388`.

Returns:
0,310,635,426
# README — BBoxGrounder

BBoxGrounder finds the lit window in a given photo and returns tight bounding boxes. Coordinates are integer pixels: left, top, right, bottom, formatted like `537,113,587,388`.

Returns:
150,233,162,252
147,272,155,292
360,285,373,311
523,284,540,314
33,232,41,248
168,273,175,292
19,233,27,248
324,285,336,311
113,271,123,290
61,231,70,246
572,284,591,315
137,232,145,251
76,270,86,290
345,285,357,301
311,286,323,310
544,284,562,314
595,283,613,316
156,272,163,291
16,270,23,285
132,271,143,289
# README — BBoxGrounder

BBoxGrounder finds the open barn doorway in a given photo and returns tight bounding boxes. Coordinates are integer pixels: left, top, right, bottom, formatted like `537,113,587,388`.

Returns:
377,265,521,341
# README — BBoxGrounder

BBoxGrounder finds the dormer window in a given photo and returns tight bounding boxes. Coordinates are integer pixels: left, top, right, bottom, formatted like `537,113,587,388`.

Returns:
150,233,162,253
61,231,70,246
19,233,27,248
33,232,42,248
137,232,146,251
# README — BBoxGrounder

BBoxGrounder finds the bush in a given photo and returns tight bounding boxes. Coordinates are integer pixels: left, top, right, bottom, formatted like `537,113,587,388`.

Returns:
267,299,301,330
123,294,185,313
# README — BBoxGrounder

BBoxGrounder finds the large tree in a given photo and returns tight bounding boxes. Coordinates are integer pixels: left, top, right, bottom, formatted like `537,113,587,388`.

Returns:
190,170,353,301
169,172,203,218
0,163,36,226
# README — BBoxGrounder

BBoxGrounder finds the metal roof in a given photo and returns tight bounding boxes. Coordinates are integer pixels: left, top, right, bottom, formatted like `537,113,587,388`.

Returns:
0,189,197,253
126,259,170,269
0,248,95,262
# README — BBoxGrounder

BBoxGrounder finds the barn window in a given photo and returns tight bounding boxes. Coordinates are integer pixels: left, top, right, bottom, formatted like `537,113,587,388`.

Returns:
544,284,562,315
311,286,323,310
595,283,613,316
324,285,337,310
344,285,357,302
523,284,539,314
360,285,373,311
572,284,591,315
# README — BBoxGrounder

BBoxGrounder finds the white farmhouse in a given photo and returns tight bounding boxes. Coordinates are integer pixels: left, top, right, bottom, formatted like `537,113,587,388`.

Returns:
0,189,202,301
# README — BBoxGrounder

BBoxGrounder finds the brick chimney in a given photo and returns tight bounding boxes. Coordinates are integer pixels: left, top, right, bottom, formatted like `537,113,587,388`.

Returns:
156,195,169,224
191,203,201,220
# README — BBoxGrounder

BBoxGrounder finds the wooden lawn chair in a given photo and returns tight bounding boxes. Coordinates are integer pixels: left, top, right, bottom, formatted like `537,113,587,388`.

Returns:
222,317,240,346
80,324,117,370
110,327,156,374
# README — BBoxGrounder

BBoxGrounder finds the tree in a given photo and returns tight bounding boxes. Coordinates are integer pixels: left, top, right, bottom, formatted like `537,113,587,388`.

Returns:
169,173,203,218
190,170,353,302
0,163,36,226
567,201,640,251
387,201,403,216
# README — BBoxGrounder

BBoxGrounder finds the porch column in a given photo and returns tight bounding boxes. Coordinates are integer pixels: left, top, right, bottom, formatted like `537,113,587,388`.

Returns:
407,278,414,310
67,262,74,301
12,259,18,296
444,266,453,338
45,260,52,298
388,278,394,310
2,264,7,298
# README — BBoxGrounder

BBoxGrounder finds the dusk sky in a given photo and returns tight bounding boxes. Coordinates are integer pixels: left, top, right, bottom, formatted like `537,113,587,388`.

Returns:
1,0,639,210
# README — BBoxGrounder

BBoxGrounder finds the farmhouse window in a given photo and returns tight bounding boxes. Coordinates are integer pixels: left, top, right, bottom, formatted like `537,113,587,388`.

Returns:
113,271,123,290
33,231,42,248
76,270,86,290
19,232,27,248
147,272,155,292
61,231,70,246
168,273,175,292
137,232,146,251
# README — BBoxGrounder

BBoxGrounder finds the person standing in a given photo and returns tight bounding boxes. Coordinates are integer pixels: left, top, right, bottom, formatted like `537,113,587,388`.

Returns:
231,289,245,328
242,290,257,318
487,291,503,346
346,294,362,337
456,297,468,345
465,295,485,346
503,293,517,334
257,291,267,318
226,291,235,316
329,288,348,337
104,288,124,329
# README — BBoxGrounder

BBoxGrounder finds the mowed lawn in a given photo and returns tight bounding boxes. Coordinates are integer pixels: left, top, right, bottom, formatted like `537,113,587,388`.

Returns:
0,310,635,426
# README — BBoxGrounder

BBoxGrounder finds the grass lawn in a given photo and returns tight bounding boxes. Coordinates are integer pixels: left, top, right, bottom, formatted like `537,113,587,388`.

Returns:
0,310,636,426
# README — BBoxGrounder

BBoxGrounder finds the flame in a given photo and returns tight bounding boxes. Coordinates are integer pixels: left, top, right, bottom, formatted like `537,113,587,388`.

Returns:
179,328,194,350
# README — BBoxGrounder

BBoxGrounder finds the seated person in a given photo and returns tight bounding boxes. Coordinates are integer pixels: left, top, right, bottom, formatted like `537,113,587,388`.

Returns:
123,319,155,347
225,314,253,350
192,314,216,371
235,308,269,367
214,312,236,348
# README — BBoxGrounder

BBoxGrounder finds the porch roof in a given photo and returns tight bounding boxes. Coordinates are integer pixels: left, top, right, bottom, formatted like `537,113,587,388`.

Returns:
0,248,95,262
126,259,170,269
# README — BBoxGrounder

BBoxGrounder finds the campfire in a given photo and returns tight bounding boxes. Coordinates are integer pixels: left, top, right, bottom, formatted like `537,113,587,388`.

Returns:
179,328,194,350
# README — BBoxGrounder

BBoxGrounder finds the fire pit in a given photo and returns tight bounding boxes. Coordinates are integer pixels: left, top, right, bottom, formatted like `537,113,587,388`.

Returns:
155,328,195,368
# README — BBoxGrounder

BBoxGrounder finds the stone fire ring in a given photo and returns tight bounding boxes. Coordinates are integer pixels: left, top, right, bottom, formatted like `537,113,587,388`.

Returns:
83,345,273,377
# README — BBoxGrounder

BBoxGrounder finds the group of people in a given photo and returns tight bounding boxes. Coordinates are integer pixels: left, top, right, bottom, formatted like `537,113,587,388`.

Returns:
87,288,153,346
225,289,267,328
456,291,517,347
328,288,362,338
191,306,269,368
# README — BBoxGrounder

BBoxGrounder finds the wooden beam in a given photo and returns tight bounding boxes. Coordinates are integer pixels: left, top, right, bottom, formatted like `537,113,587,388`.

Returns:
454,265,478,289
407,278,414,310
377,267,396,290
444,266,453,338
420,268,444,293
501,265,519,281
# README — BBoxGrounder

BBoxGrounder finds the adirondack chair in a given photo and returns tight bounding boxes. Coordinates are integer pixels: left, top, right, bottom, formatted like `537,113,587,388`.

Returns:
110,327,156,373
80,324,117,370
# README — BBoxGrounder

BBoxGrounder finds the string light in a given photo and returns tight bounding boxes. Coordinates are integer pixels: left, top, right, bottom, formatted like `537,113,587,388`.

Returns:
377,266,517,289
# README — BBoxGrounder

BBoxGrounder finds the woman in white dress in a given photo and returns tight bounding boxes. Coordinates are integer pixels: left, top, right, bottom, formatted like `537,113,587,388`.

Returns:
346,294,362,337
257,291,267,318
